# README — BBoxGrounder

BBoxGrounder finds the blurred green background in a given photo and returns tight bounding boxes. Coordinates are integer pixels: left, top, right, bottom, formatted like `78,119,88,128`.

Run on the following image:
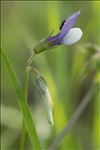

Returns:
1,1,100,150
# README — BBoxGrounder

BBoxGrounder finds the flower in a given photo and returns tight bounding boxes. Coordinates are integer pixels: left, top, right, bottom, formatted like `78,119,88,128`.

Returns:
34,10,83,54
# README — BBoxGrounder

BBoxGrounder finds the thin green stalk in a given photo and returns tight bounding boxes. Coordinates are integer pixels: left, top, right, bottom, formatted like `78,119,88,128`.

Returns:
1,48,41,149
49,84,96,150
20,67,30,150
27,50,35,66
20,49,35,150
20,122,26,150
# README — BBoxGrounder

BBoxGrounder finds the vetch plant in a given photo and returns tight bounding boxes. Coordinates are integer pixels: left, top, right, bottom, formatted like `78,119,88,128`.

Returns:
2,10,92,150
26,10,83,126
27,10,82,65
33,10,82,54
22,10,83,149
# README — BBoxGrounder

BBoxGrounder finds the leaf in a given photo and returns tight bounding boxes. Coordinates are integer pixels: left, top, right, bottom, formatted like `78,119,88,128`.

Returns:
1,48,41,149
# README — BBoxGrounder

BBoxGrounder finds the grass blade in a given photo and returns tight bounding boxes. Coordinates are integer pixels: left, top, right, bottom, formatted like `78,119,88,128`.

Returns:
1,48,41,149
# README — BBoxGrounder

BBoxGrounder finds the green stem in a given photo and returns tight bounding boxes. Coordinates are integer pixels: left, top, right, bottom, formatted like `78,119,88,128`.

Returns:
20,49,35,150
20,67,30,150
27,50,35,66
20,122,26,150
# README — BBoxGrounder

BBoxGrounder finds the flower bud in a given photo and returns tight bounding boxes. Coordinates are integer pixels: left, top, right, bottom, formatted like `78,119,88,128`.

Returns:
36,75,54,125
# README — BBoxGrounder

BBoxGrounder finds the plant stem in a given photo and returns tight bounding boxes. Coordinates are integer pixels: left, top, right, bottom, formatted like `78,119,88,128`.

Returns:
20,50,36,150
20,67,30,150
27,50,35,67
49,84,96,150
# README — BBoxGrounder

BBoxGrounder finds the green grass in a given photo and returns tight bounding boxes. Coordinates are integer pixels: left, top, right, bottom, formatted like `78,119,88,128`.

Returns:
1,48,41,149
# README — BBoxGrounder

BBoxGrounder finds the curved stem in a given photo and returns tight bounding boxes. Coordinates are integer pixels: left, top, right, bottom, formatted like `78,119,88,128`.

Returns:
20,121,26,150
27,49,35,67
20,50,35,150
20,67,30,150
49,84,96,150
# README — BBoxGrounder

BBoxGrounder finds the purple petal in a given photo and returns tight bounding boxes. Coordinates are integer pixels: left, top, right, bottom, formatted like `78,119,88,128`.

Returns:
47,10,81,46
58,10,81,42
47,34,59,42
47,33,60,45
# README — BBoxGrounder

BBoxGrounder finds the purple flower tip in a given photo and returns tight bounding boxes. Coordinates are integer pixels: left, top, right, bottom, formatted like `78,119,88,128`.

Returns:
47,10,81,46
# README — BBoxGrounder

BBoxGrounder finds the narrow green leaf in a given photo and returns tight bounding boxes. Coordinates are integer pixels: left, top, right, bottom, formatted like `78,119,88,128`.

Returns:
1,48,41,149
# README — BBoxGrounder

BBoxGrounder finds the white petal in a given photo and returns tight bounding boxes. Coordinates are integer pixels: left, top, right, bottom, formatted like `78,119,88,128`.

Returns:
61,28,83,45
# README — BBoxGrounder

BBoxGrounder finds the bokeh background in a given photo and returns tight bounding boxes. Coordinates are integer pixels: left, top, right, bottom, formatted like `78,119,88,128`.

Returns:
1,1,100,150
